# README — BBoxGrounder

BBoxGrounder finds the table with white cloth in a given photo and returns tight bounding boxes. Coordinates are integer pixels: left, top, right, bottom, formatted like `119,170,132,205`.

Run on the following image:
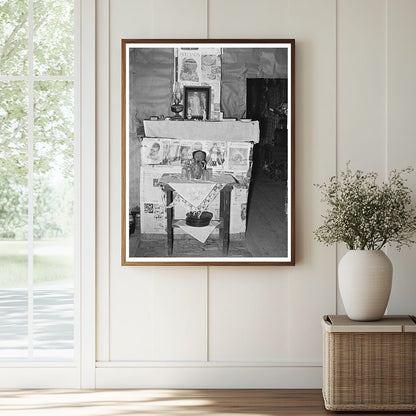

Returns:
158,173,237,256
139,120,258,238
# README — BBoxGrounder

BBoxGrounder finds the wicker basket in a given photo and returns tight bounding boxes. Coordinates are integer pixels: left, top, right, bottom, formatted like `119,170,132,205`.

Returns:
322,315,416,411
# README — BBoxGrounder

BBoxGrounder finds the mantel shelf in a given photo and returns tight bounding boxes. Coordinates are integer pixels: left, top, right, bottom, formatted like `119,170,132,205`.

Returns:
143,120,260,143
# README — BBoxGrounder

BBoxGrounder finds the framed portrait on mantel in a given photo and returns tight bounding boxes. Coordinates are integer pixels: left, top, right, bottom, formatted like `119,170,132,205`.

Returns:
184,86,211,120
122,39,295,266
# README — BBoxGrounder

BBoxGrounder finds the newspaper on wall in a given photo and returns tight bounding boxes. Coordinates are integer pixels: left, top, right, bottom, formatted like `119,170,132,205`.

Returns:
230,186,249,234
178,49,201,84
142,138,228,172
226,142,251,172
141,139,181,166
201,50,221,82
177,48,222,119
140,166,174,233
141,138,164,165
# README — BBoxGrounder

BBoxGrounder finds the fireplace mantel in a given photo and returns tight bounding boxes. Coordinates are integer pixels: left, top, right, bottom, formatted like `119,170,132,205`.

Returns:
143,120,260,143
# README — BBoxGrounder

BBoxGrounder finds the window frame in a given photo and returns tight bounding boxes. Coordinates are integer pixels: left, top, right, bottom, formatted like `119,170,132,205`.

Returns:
0,0,96,388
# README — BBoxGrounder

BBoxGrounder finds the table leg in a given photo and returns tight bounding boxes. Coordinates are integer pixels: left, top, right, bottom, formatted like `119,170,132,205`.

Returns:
166,190,174,256
221,188,231,256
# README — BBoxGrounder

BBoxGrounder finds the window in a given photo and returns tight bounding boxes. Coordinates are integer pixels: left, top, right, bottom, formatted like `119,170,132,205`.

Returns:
0,0,77,361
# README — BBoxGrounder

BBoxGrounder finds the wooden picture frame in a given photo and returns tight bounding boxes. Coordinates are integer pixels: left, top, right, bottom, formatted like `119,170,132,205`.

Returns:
122,39,295,265
184,86,211,120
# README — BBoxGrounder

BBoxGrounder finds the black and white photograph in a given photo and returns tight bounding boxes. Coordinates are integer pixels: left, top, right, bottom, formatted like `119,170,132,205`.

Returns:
184,86,211,120
122,40,295,265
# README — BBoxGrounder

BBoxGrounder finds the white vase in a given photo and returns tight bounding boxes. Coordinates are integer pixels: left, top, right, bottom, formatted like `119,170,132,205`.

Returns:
338,250,392,321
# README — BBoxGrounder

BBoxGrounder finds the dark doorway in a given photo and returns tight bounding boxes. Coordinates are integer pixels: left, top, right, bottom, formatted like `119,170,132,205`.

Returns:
245,78,289,257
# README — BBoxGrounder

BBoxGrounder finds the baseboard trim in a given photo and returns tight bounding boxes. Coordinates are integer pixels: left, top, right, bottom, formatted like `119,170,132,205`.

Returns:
96,365,323,388
96,360,321,368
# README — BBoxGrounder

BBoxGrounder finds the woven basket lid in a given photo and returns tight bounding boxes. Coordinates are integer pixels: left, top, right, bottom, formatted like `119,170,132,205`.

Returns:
322,315,416,333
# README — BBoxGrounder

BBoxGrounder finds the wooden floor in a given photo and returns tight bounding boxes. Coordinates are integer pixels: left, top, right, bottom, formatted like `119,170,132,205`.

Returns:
0,389,413,415
245,171,287,257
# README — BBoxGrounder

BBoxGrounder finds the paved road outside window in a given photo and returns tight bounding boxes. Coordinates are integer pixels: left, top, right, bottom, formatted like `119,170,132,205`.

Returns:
0,288,74,360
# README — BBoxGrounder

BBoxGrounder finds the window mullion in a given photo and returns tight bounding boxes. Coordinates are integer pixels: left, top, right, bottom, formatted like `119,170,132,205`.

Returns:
27,0,34,360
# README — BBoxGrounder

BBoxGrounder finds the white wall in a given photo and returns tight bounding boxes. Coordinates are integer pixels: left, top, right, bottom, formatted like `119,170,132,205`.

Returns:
95,0,416,388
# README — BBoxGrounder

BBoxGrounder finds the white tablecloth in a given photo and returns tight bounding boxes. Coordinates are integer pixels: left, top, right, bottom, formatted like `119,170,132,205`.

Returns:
175,220,220,243
159,173,236,212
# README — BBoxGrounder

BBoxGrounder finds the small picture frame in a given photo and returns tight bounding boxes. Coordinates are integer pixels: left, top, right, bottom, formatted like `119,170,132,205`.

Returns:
184,86,211,120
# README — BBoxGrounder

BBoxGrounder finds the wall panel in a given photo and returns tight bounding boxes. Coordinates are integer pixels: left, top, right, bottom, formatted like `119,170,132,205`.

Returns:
209,0,289,38
110,268,207,361
337,0,387,172
286,0,337,361
209,268,290,362
386,0,416,314
336,0,387,313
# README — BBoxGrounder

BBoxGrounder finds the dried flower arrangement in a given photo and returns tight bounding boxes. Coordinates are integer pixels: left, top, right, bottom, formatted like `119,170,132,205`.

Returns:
314,164,416,250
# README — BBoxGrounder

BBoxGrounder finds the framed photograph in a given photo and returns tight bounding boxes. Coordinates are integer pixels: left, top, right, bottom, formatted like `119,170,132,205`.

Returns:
122,39,295,265
184,86,211,120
